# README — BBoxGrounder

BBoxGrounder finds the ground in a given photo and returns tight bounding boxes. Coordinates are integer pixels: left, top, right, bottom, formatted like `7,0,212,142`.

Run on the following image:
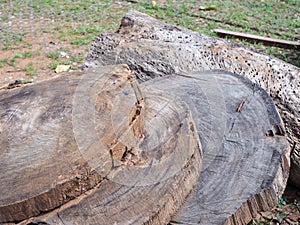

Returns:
0,0,299,224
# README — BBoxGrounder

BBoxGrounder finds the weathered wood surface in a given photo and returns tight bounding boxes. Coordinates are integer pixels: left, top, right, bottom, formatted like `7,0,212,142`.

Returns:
213,28,300,49
146,71,289,225
0,71,104,222
1,64,289,225
0,65,201,225
84,10,300,190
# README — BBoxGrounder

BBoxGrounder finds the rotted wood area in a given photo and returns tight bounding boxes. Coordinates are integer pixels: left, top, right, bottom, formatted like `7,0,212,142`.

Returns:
0,64,289,225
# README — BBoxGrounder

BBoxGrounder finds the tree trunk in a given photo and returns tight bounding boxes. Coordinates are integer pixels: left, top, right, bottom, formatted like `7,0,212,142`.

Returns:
1,64,289,224
84,10,299,191
0,65,201,225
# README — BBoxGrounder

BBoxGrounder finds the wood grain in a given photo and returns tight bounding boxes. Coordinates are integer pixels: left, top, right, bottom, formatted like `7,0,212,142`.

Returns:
85,10,299,191
1,10,294,224
145,71,289,225
0,65,202,224
0,70,104,222
1,66,289,225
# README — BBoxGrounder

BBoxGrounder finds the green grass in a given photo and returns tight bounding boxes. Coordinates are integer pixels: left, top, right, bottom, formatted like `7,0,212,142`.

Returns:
25,63,37,76
0,0,298,68
278,197,287,207
0,58,9,68
14,51,33,59
136,0,299,66
69,35,94,45
46,52,60,60
48,61,60,70
0,30,24,50
8,58,17,68
70,53,84,63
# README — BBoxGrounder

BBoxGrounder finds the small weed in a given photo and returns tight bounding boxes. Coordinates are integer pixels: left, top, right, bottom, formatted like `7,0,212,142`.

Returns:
13,52,24,59
47,52,60,60
48,61,59,70
0,29,25,51
8,58,17,68
277,197,287,208
54,25,63,31
2,44,11,50
292,200,300,210
20,79,32,84
25,63,37,76
67,26,99,35
70,54,84,63
14,51,33,59
25,43,33,48
0,58,9,68
69,36,93,45
59,47,70,53
58,32,68,41
59,59,72,65
277,211,289,220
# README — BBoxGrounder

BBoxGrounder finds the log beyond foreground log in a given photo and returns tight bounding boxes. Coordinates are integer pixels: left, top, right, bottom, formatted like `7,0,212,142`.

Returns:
84,10,300,190
0,64,289,225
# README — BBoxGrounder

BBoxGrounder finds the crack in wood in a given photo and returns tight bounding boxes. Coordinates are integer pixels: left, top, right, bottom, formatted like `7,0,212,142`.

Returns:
236,98,247,113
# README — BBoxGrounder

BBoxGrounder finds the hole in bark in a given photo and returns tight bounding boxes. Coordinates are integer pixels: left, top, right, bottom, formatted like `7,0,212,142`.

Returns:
27,222,49,225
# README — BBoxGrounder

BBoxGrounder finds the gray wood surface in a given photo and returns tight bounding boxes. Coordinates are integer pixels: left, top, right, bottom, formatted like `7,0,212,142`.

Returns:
85,10,299,190
213,28,300,49
145,71,289,225
0,65,201,225
0,65,289,225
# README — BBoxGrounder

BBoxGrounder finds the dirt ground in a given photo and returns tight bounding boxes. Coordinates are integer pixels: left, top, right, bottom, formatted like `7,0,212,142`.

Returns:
0,33,87,88
251,183,300,224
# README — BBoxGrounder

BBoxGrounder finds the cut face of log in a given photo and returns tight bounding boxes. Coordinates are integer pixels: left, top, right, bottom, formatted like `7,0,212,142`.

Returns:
84,10,299,190
0,71,104,222
146,71,289,225
0,64,288,225
0,65,202,225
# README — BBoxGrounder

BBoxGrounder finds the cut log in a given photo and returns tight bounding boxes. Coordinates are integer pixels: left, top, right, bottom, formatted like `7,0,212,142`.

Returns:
84,10,299,190
0,11,296,225
0,65,201,225
0,64,288,224
0,71,104,222
146,71,289,225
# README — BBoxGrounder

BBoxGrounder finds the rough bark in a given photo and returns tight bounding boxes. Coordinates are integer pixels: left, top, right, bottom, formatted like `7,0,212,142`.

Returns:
84,10,300,190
